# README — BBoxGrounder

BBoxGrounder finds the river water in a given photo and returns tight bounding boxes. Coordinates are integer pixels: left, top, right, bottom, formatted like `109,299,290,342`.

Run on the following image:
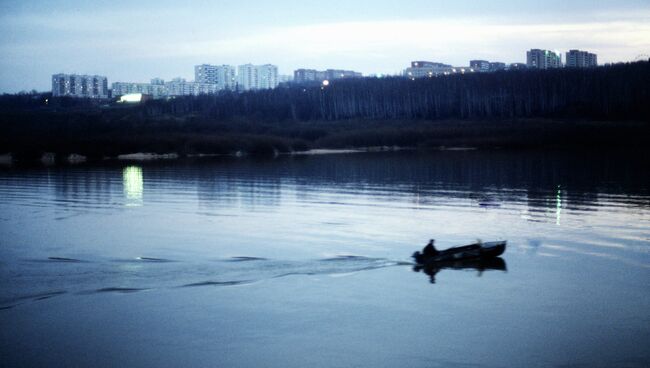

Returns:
1,150,649,367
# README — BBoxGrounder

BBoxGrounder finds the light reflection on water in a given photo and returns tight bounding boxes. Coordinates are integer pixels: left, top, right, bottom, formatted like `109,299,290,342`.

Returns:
556,184,562,225
0,150,649,367
122,165,143,206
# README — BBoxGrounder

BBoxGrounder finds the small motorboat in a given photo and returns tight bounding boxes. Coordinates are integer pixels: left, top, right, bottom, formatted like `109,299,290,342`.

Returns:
412,240,506,266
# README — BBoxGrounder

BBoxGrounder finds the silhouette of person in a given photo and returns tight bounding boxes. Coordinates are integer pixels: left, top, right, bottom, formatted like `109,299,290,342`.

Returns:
422,239,438,257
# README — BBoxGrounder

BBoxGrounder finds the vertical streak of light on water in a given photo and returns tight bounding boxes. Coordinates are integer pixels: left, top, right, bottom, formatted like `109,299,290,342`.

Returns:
556,184,562,226
123,166,144,207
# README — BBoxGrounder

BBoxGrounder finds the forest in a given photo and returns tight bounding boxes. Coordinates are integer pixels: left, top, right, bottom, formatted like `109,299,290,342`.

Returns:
1,61,649,160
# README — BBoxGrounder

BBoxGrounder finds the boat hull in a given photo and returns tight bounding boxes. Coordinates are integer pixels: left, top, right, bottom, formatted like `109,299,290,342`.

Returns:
413,241,506,266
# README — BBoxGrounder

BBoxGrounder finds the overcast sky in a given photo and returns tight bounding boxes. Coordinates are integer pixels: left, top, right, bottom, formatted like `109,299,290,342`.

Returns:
1,0,649,93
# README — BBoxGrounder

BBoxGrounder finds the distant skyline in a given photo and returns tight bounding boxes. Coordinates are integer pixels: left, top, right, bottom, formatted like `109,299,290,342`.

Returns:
1,0,649,93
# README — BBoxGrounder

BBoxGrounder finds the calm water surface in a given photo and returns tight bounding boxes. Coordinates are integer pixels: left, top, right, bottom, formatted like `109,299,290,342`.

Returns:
1,151,649,367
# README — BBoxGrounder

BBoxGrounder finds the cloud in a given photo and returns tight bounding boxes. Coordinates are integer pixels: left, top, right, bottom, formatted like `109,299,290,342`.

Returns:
1,9,649,91
113,17,650,66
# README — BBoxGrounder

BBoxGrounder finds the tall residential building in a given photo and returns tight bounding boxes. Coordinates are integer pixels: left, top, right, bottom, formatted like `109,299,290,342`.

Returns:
565,50,597,68
526,49,562,69
194,64,236,90
257,64,279,90
470,60,490,72
237,64,279,90
237,64,258,91
52,74,108,99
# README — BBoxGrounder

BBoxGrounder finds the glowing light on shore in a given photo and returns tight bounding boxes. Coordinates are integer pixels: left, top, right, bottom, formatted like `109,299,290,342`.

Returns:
119,93,143,103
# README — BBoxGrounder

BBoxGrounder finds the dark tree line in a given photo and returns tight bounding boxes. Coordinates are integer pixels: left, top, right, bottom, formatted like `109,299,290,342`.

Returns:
2,61,649,122
1,61,649,160
140,61,650,122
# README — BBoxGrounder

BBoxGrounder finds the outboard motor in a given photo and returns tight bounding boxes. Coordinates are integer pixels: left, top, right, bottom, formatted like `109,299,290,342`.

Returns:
412,251,424,264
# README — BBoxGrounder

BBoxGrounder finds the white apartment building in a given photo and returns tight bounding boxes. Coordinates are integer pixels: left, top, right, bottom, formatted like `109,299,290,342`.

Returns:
258,64,278,90
102,63,281,99
404,61,452,78
166,78,219,97
112,78,218,99
113,82,151,96
404,61,474,78
293,68,362,83
565,50,597,68
470,60,490,73
237,64,279,90
526,49,562,69
194,64,236,90
52,74,109,98
112,79,168,99
237,64,257,91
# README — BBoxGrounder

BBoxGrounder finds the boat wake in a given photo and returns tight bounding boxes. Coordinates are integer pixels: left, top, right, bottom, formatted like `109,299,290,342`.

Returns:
0,255,409,310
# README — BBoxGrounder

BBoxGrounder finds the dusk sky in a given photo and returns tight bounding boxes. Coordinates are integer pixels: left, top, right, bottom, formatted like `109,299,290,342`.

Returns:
1,0,649,93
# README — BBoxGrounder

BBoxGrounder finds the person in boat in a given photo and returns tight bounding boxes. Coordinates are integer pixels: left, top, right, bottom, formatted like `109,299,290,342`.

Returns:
412,239,440,264
422,239,439,257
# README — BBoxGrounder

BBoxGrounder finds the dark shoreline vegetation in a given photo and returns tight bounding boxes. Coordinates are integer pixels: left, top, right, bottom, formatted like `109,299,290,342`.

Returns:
1,61,649,162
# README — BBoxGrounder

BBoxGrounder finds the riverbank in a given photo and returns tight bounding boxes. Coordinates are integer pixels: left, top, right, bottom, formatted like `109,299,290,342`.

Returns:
0,146,417,166
2,118,649,164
